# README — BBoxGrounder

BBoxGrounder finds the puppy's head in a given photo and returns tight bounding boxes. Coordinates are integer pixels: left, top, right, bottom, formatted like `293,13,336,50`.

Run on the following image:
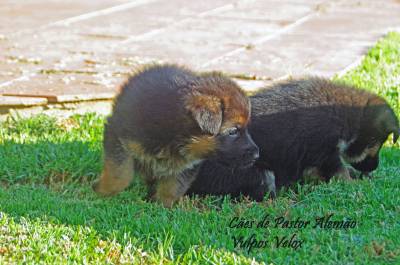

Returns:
185,74,259,168
345,98,399,173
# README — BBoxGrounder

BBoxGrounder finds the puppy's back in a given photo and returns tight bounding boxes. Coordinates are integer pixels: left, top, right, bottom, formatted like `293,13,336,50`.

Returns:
251,77,373,115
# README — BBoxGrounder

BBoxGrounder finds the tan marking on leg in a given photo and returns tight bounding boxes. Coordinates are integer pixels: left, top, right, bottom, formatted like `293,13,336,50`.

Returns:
93,157,133,196
153,176,181,208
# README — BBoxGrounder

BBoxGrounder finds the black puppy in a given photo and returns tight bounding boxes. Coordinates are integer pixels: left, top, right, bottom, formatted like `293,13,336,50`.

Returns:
187,77,399,201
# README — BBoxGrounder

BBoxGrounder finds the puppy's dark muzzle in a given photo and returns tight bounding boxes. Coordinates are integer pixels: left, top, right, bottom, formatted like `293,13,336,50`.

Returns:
214,127,260,168
238,145,259,168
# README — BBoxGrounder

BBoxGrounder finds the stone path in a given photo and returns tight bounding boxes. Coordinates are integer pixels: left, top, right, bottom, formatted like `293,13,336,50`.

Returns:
1,0,400,114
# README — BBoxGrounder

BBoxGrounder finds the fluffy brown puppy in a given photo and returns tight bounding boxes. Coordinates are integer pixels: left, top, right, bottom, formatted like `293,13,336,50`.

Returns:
92,64,259,207
187,77,399,201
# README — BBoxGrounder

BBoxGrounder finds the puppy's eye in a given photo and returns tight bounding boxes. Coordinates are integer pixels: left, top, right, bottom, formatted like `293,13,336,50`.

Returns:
226,127,239,136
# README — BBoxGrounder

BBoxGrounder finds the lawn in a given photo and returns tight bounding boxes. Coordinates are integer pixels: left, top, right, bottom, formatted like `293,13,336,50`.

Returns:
0,32,399,264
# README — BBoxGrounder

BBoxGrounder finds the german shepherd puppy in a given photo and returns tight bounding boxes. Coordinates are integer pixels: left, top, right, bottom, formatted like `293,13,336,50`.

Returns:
187,77,399,201
92,64,259,207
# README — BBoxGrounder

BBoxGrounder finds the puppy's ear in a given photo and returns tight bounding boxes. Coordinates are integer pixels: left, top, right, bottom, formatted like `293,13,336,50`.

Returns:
376,106,399,144
392,128,399,144
186,93,222,135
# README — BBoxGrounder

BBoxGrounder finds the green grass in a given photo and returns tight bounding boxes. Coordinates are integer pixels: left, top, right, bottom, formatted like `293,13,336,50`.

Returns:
1,32,400,264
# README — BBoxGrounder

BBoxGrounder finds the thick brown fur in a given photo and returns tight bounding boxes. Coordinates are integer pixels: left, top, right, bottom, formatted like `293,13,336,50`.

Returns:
92,64,259,207
187,77,399,201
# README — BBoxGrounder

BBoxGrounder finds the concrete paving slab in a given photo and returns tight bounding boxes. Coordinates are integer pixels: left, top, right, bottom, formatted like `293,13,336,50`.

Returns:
200,32,376,79
120,16,281,67
71,0,231,40
210,0,323,22
0,62,23,83
1,74,121,103
202,0,400,78
0,95,47,106
0,0,399,112
0,0,133,35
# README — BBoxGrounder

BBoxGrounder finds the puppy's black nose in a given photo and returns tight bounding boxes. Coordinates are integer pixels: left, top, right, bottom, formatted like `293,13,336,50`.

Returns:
246,146,259,160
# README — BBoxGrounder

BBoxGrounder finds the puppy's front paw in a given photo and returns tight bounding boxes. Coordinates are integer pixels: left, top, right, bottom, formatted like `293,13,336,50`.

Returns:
264,170,276,199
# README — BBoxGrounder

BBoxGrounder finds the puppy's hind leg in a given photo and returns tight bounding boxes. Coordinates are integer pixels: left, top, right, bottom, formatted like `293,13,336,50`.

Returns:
93,126,133,196
93,156,133,196
153,176,180,208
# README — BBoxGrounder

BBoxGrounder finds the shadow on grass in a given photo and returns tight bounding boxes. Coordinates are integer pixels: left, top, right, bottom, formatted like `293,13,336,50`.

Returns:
0,141,101,185
0,140,239,255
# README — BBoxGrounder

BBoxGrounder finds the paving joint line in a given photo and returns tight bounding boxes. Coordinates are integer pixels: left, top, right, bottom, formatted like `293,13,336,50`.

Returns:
4,0,159,39
200,12,317,68
120,0,256,44
50,0,159,26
